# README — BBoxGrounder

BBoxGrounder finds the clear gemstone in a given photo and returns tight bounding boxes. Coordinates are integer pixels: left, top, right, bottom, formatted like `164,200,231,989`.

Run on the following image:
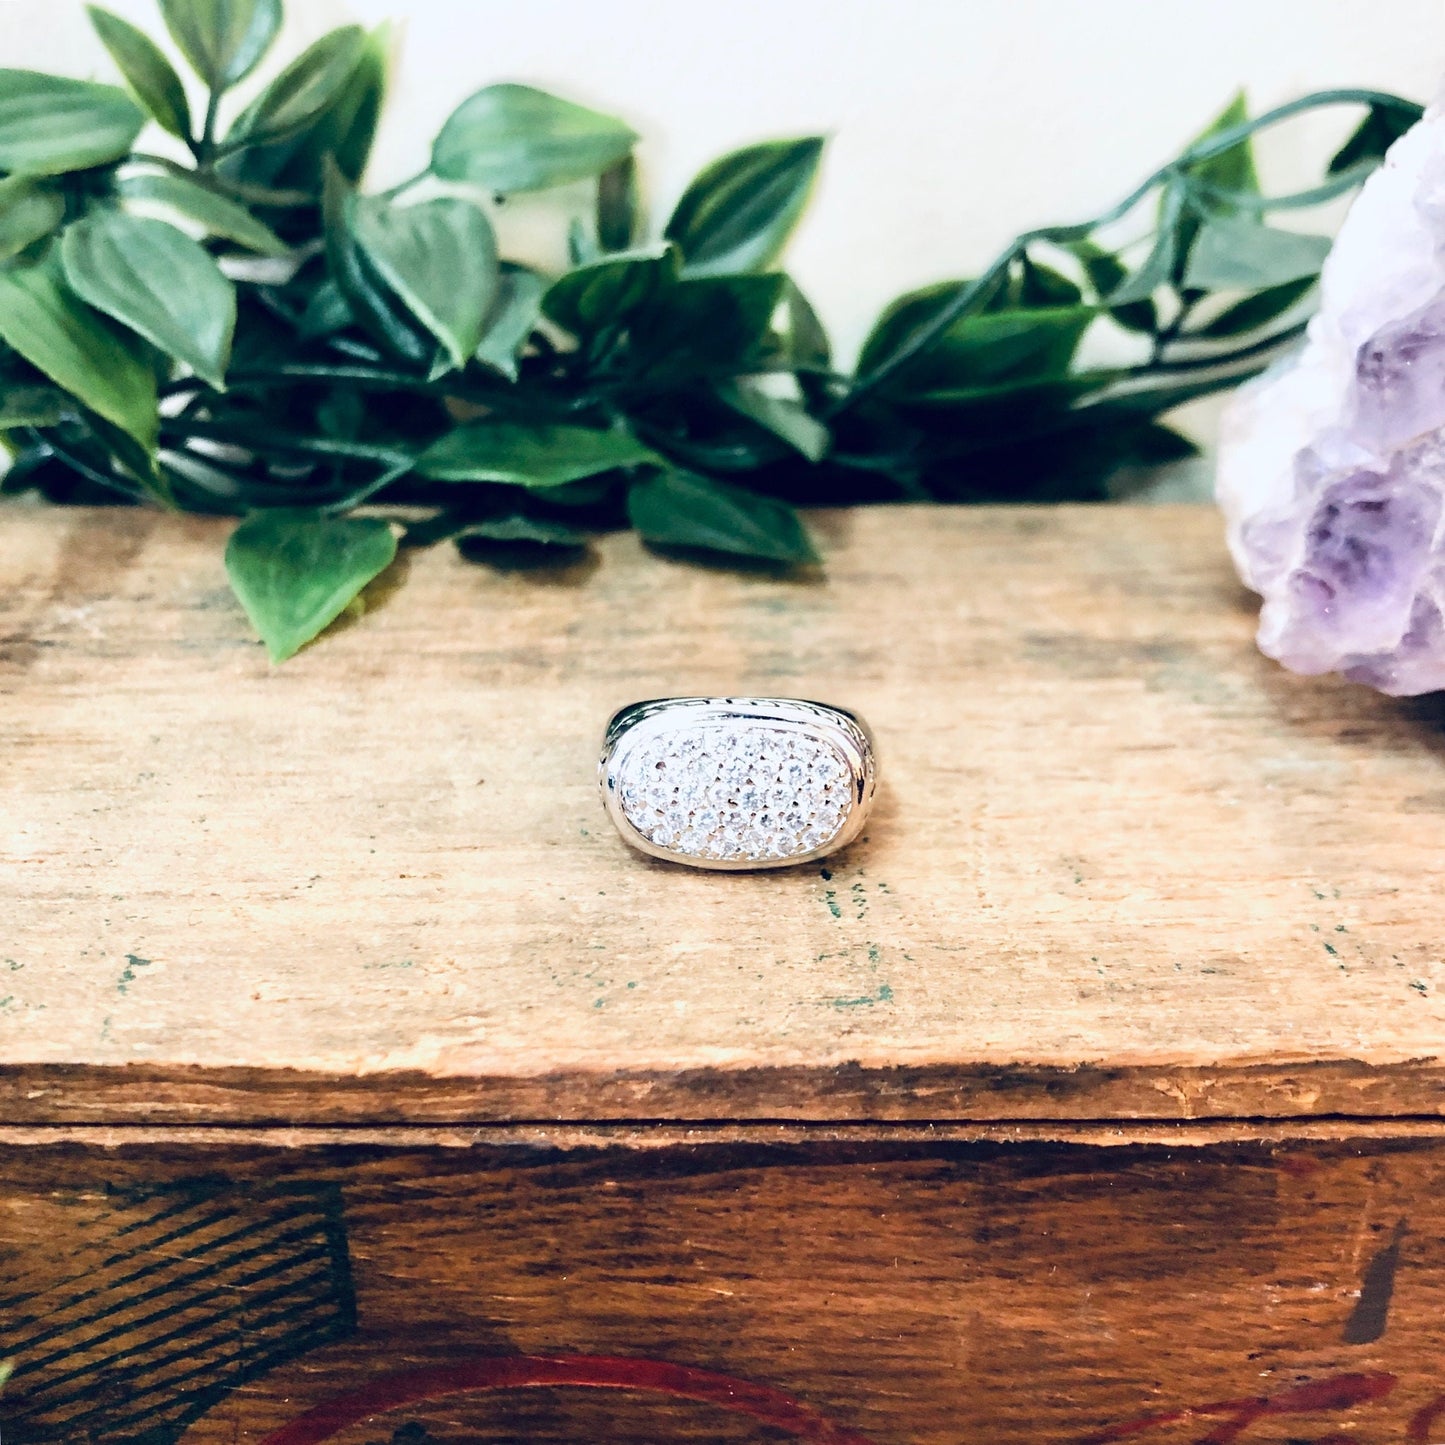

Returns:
616,721,854,862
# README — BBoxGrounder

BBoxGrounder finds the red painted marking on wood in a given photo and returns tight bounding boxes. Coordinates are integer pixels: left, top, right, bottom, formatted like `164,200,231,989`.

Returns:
256,1353,878,1445
1274,1153,1324,1178
1078,1372,1398,1443
1408,1392,1445,1443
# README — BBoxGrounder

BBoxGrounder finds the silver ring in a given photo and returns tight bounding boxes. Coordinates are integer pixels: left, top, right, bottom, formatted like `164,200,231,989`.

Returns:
598,697,877,870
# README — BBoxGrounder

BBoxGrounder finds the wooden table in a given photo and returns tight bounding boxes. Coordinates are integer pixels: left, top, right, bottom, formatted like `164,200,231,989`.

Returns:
3,500,1445,1444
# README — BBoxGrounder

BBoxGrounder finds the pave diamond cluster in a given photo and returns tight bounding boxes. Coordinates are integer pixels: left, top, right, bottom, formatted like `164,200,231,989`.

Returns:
600,698,874,869
617,726,852,863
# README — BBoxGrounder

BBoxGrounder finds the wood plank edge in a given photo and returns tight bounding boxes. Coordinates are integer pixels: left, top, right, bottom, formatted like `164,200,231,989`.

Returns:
6,1118,1445,1149
3,1056,1443,1126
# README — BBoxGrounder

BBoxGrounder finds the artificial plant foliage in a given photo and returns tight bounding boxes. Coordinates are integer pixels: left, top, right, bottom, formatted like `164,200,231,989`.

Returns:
0,0,1426,659
225,505,395,660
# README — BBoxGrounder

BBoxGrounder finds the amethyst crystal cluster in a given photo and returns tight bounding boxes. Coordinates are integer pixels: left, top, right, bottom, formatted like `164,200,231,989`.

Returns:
1217,104,1445,695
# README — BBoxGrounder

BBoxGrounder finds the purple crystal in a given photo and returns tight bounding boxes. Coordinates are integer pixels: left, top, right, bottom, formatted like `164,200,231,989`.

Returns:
1352,295,1445,451
1258,463,1440,678
1217,103,1445,694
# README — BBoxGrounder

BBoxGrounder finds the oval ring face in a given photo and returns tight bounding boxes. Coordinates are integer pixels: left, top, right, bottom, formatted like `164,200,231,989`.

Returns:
599,698,876,870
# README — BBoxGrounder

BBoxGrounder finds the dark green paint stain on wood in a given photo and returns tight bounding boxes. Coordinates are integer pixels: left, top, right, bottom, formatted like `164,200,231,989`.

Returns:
116,953,152,995
830,984,894,1009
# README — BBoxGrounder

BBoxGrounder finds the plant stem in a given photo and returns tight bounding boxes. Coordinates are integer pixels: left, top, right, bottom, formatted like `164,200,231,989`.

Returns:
380,169,431,201
127,154,316,208
20,429,150,505
1151,293,1201,365
163,363,427,398
164,362,603,418
1187,159,1379,214
324,459,416,511
199,89,222,164
838,88,1419,412
1133,321,1308,376
162,416,417,469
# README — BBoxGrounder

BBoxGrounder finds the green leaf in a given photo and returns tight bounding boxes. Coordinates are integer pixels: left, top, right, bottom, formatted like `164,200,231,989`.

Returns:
298,277,352,338
858,281,1003,379
541,245,677,337
1066,241,1157,333
567,215,599,269
454,513,590,567
348,193,498,369
225,507,397,662
461,513,586,546
315,386,362,441
0,250,156,448
629,272,787,377
777,277,831,371
933,306,1096,389
529,476,615,508
1108,184,1185,305
894,373,1108,414
431,83,636,193
227,26,367,148
1124,421,1200,464
664,137,824,277
240,20,389,191
0,71,145,176
419,421,660,486
476,264,545,379
859,287,1094,400
321,158,431,365
1171,94,1264,285
62,210,235,389
158,0,281,90
718,381,829,461
596,154,637,253
0,176,65,262
1016,257,1082,308
1075,373,1256,425
1185,92,1260,205
87,7,193,141
1330,100,1421,175
857,281,952,377
1194,276,1315,338
117,171,287,255
628,471,818,565
0,383,68,427
1182,216,1330,292
321,22,389,184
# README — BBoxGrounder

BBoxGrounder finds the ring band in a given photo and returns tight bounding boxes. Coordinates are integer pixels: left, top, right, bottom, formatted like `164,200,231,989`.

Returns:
599,697,877,870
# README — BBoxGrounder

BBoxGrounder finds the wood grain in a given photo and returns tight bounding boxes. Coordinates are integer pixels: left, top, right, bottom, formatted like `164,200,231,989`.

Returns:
4,501,1445,1125
5,1134,1445,1442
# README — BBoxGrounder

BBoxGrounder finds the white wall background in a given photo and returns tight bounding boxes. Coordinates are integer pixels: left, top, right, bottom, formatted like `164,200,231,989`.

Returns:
5,0,1445,369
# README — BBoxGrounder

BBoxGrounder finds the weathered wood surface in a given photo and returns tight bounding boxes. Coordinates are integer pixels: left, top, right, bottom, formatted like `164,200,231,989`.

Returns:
4,500,1445,1125
5,1132,1445,1443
